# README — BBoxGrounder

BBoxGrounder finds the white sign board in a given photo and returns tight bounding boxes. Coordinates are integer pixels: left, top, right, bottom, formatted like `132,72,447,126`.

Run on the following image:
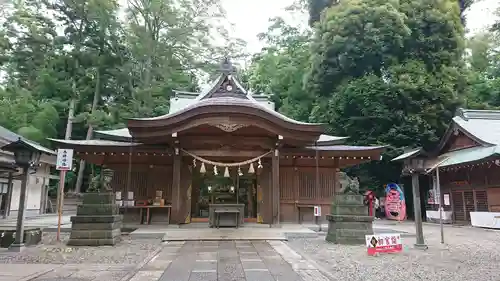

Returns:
314,206,321,216
56,149,73,171
443,194,450,206
365,233,403,255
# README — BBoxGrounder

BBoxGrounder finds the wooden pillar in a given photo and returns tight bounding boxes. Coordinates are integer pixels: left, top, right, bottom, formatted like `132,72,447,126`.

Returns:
172,147,181,224
4,172,13,218
272,148,280,225
412,172,427,249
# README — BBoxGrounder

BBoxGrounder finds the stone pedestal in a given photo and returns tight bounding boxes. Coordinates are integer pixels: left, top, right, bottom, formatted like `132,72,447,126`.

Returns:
0,228,42,248
67,193,122,246
326,194,374,244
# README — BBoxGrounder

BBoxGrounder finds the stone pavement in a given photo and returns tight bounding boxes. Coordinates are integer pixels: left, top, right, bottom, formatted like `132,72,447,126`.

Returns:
130,240,330,281
0,264,137,281
0,240,331,281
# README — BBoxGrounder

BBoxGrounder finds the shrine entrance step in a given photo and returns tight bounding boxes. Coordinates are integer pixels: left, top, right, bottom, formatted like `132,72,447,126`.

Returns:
162,228,287,241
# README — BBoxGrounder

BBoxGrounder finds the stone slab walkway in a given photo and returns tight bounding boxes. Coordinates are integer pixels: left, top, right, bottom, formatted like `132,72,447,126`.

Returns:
129,240,331,281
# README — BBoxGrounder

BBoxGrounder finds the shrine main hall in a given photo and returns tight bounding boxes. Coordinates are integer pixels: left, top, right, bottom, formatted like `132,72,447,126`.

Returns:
50,60,385,226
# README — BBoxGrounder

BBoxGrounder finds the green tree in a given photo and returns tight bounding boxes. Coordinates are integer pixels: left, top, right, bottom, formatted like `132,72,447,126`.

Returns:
306,0,466,187
0,0,248,193
308,0,474,27
246,16,314,121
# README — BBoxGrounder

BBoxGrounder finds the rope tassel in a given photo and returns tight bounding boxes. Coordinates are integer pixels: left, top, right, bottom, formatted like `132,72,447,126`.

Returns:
182,149,272,167
248,163,255,174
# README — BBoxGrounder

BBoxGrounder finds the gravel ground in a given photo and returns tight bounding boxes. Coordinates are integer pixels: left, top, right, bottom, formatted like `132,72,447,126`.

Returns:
0,233,161,264
287,222,500,281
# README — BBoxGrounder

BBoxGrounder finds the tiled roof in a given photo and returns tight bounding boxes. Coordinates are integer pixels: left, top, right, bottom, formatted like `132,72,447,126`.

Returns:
425,146,500,170
0,125,55,155
130,96,323,126
453,108,500,145
393,108,500,167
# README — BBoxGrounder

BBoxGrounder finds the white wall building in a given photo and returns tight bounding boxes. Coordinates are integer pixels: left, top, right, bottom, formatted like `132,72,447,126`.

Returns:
0,126,56,217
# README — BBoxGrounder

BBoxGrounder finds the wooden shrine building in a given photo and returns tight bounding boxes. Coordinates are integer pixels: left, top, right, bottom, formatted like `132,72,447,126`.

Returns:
394,109,500,228
50,59,385,226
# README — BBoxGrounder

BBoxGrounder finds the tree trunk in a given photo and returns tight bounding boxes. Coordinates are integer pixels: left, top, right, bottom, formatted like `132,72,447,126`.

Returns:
65,98,76,140
74,68,101,194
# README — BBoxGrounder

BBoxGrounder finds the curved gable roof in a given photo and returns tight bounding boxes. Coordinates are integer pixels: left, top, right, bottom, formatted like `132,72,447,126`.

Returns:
127,58,324,139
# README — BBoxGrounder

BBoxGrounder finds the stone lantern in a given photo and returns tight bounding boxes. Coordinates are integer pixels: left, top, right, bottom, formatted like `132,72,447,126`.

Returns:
1,138,44,251
400,156,428,249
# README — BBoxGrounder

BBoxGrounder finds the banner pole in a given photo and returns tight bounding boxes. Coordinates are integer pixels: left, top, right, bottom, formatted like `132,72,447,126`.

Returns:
56,170,66,242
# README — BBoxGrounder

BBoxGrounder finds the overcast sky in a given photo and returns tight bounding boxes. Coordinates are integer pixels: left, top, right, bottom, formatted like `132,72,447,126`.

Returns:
222,0,500,54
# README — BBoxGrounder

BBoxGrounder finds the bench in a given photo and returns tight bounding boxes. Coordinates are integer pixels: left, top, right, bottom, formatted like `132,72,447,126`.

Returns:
214,209,240,228
297,204,315,224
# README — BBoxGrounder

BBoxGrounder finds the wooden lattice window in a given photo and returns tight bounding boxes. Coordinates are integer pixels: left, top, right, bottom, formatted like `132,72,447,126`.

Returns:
464,191,474,221
474,190,489,212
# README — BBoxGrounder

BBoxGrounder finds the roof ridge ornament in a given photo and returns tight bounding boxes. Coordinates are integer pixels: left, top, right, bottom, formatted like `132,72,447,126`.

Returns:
219,57,236,74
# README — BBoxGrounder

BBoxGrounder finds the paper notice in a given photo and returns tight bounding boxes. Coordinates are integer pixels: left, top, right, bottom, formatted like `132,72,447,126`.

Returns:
443,194,450,206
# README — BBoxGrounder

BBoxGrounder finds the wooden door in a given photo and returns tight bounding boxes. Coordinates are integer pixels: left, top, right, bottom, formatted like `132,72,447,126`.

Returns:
452,191,465,221
257,167,272,224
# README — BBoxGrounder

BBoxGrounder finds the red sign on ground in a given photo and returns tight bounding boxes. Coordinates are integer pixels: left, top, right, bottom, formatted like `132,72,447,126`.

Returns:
365,233,403,255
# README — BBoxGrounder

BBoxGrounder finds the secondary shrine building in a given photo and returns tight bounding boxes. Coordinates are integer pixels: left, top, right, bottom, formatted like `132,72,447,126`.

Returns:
50,59,385,226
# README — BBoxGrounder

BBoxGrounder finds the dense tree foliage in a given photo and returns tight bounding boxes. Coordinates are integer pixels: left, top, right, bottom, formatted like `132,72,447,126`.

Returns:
1,0,499,195
247,0,500,190
308,0,476,26
0,0,246,192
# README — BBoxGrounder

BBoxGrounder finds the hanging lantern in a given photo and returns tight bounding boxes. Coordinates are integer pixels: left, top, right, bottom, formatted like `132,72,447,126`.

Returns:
192,158,196,167
238,167,243,176
248,163,255,174
214,165,218,175
258,158,263,169
200,162,206,174
224,166,230,178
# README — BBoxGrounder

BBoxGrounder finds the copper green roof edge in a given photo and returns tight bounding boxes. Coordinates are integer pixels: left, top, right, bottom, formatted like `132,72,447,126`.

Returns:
48,138,140,147
391,148,423,162
95,128,131,139
0,125,55,155
94,128,348,144
24,139,56,155
306,145,387,151
2,138,56,155
437,146,500,167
